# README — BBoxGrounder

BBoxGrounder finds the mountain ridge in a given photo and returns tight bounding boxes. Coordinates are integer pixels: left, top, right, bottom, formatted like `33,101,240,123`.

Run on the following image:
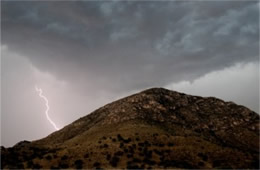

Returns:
1,87,259,169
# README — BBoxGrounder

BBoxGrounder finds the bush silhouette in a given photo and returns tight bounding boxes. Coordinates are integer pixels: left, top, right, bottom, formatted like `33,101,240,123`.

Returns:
93,162,101,167
106,154,111,161
110,156,120,167
46,155,52,160
84,153,89,158
61,155,68,160
59,163,69,169
168,142,174,147
74,159,83,169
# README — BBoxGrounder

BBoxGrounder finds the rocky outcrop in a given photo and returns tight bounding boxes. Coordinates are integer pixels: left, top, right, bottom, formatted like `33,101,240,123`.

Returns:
1,88,259,169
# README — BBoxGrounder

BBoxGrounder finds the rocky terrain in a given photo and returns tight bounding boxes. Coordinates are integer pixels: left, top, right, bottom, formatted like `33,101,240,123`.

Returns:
1,88,259,169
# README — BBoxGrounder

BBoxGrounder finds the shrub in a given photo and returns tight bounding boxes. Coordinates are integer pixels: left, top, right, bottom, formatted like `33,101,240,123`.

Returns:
132,158,142,163
46,155,52,160
84,153,89,158
124,138,131,143
106,154,111,160
74,159,83,169
127,154,133,158
168,142,174,147
59,163,69,169
61,155,68,160
124,148,129,153
138,142,144,147
198,161,204,167
117,134,124,141
115,151,124,156
32,163,42,169
110,156,120,167
93,162,101,167
198,153,208,161
158,143,165,147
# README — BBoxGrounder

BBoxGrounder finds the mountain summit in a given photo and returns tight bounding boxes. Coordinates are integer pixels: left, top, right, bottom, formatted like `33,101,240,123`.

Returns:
1,88,259,169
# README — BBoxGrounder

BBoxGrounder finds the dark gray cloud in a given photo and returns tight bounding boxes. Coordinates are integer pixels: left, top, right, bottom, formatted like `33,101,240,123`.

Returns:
2,1,259,93
1,1,259,146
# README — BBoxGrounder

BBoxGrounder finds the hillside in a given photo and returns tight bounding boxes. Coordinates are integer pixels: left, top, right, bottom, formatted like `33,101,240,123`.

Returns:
1,88,259,169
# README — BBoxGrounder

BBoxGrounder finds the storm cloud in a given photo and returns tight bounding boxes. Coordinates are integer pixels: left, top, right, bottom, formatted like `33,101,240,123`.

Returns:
1,1,259,146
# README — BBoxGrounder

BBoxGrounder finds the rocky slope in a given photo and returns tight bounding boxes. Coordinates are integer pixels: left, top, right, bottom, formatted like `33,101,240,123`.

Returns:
1,88,259,169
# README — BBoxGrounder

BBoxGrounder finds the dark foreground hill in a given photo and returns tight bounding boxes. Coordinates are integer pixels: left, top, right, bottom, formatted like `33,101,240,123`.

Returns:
1,88,259,169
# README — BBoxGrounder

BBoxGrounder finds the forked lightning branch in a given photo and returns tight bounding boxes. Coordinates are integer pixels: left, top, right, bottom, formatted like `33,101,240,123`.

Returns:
35,86,59,130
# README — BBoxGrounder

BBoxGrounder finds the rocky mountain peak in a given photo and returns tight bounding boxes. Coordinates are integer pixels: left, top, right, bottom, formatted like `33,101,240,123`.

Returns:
1,88,259,169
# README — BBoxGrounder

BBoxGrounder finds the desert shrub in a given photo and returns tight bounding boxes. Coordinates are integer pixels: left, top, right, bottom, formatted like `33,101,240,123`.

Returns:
103,144,108,148
127,154,133,158
120,143,124,148
153,149,162,155
143,158,156,165
132,158,142,163
61,155,68,160
115,151,124,156
17,163,24,169
46,155,52,160
32,163,42,169
124,148,129,153
168,142,174,147
59,163,69,168
158,143,165,147
138,142,144,147
139,153,144,157
129,148,134,154
127,164,139,169
165,149,171,153
112,138,116,142
126,161,139,169
160,160,193,169
144,150,153,159
117,134,124,141
50,165,59,169
110,156,120,167
136,137,140,141
198,161,204,166
102,136,107,140
27,160,33,168
84,153,89,158
140,164,145,169
93,162,101,167
198,153,208,161
132,144,136,148
212,160,222,167
106,154,111,160
144,141,150,146
74,159,83,169
153,133,158,137
124,138,131,143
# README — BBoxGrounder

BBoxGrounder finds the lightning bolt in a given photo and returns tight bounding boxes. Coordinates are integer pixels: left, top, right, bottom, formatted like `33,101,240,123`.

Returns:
35,86,59,130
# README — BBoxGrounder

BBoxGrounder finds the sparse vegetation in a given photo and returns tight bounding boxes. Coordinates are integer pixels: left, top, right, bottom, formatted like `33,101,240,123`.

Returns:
1,88,259,169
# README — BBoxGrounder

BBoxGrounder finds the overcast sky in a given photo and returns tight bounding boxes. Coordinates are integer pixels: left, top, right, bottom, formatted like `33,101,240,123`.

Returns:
1,1,259,147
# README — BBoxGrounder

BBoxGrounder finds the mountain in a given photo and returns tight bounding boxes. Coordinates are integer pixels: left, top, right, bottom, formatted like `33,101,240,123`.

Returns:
1,88,259,169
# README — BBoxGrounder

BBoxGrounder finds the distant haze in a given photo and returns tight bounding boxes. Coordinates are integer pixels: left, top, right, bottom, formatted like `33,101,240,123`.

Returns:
1,1,259,147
